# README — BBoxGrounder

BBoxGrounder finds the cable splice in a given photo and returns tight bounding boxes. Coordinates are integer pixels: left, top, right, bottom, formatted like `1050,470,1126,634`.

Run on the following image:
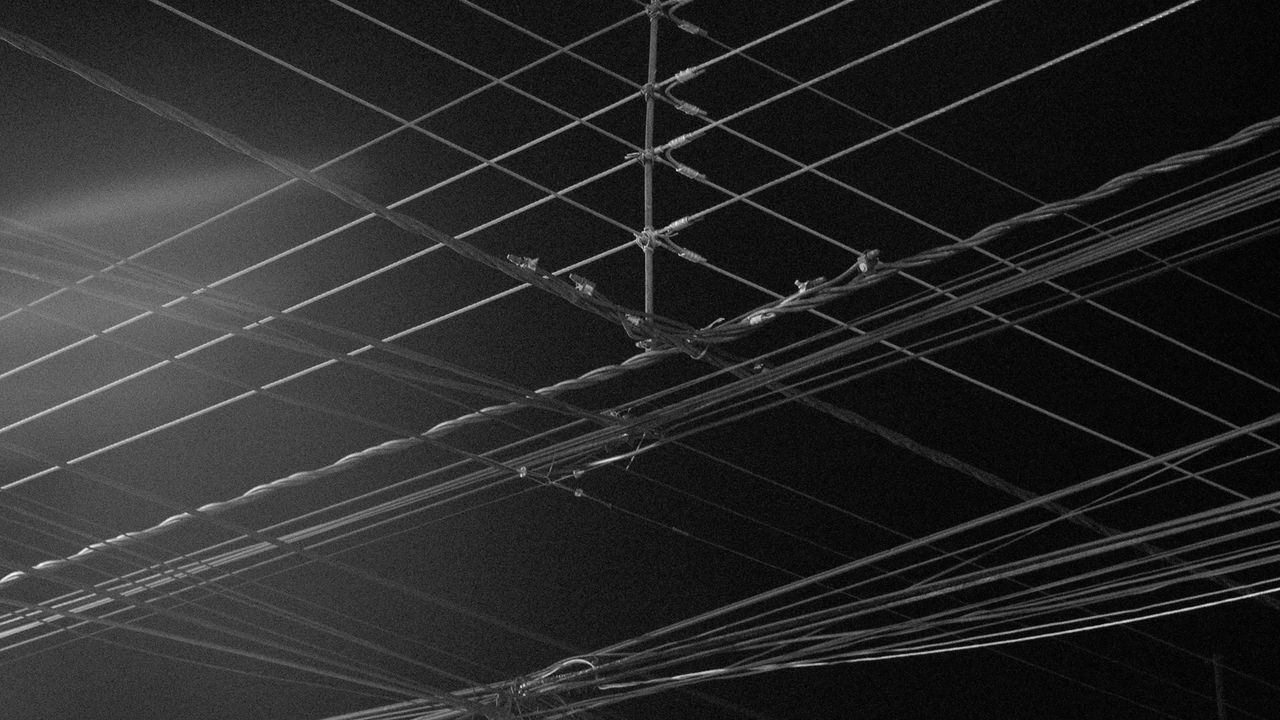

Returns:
665,0,705,35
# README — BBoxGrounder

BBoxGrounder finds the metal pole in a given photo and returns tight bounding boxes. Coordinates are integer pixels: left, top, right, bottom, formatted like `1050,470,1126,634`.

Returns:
642,1,660,315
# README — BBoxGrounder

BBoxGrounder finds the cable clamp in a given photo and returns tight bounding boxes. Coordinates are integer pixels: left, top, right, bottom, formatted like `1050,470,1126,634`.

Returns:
506,254,540,272
658,131,701,152
674,164,705,181
659,214,700,235
633,229,658,250
662,69,707,117
660,236,706,264
673,67,705,84
675,245,706,263
569,273,596,296
662,143,705,182
624,149,657,164
794,277,826,293
856,249,880,273
673,101,706,117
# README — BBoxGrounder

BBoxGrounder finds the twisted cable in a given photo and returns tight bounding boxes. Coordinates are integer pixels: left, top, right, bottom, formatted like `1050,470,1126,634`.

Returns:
683,113,1280,347
0,350,669,588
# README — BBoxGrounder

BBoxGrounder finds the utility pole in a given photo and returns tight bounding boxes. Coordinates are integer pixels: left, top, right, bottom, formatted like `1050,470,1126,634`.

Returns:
640,0,661,315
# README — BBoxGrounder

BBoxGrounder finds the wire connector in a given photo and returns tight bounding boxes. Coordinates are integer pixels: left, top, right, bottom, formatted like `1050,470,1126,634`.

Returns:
747,311,776,326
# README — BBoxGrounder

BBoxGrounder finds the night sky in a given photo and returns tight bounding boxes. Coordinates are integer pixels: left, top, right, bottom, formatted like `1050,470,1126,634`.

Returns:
1,1,1279,719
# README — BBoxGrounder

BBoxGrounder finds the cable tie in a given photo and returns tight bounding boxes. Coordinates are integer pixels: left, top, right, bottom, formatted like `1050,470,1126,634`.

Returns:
569,273,596,296
625,314,644,327
752,361,771,373
517,466,528,478
574,487,585,498
747,311,776,326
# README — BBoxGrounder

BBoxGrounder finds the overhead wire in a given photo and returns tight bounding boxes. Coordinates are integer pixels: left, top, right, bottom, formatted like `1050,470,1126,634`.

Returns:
0,1,1264,509
0,499,466,695
558,458,1280,707
613,444,1262,714
662,0,1280,330
45,206,1254,707
2,1,1269,712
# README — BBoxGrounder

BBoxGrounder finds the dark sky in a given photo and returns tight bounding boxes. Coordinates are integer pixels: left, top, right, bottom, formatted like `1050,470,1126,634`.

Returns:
1,1,1279,719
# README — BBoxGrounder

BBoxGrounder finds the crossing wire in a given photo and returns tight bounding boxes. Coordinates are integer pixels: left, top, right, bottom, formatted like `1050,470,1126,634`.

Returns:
9,140,1270,599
